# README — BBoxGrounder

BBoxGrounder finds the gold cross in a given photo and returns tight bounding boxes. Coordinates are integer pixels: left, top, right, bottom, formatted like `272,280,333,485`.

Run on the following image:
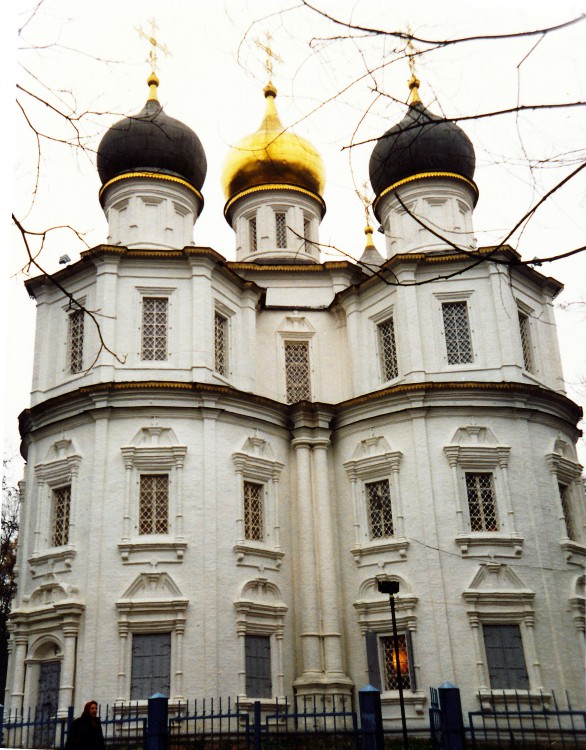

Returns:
136,18,171,72
254,31,283,81
357,183,372,226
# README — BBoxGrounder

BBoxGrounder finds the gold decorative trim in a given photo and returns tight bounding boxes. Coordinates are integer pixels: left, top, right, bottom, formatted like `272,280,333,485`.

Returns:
224,183,326,219
373,172,478,214
99,172,204,202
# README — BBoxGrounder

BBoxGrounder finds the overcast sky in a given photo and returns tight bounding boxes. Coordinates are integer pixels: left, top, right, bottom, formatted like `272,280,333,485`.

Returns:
3,0,586,478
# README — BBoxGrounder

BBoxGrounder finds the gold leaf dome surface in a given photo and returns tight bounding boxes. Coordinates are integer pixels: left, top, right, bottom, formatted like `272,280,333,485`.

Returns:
222,83,325,203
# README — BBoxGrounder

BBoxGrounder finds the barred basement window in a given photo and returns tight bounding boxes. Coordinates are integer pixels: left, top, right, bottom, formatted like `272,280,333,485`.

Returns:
284,341,311,403
442,301,472,364
518,310,534,373
142,297,168,361
275,212,287,248
244,481,264,541
303,218,311,251
214,311,228,376
483,624,529,690
68,309,84,374
130,633,171,700
249,217,257,252
381,634,412,691
377,317,398,381
139,475,169,534
559,484,575,540
52,485,71,547
465,472,498,531
366,479,394,539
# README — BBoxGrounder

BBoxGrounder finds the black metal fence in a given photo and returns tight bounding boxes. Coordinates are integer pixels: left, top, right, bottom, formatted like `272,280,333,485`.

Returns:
2,688,586,750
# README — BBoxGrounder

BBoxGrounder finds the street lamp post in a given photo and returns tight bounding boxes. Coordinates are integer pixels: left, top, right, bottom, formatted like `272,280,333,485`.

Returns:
378,580,408,750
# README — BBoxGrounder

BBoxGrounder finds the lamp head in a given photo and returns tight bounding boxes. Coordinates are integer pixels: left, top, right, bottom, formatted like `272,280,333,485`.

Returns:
377,580,400,595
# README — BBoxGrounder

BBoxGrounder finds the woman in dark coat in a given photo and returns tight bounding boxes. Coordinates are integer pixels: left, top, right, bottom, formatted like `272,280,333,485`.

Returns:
65,700,105,750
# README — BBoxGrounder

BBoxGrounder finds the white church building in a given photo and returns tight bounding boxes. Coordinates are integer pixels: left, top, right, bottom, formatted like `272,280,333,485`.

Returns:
6,64,585,725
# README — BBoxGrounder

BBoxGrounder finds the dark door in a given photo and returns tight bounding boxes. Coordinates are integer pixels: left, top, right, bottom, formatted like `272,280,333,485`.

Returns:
34,660,61,748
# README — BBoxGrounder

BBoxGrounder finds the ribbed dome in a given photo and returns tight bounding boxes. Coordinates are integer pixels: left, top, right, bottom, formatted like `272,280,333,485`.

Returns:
222,83,325,206
97,74,207,195
369,80,476,206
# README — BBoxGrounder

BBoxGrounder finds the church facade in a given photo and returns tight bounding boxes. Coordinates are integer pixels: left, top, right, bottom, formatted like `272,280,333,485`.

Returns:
6,66,585,725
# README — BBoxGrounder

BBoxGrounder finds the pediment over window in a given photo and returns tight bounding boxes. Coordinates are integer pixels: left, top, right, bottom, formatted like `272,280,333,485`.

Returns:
232,434,283,480
237,578,286,608
24,581,79,610
35,437,82,481
121,423,187,469
448,425,499,447
353,576,418,633
344,435,402,480
444,424,510,468
463,563,534,605
120,572,184,601
277,315,316,336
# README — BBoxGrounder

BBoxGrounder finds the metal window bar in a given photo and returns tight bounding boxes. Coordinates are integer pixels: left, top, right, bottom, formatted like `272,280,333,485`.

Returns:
559,483,576,540
214,311,228,376
381,634,411,691
442,301,473,364
366,479,394,539
377,317,398,381
465,472,498,531
142,297,168,361
139,475,169,534
68,309,84,374
249,216,257,252
244,482,264,541
275,212,287,248
284,341,311,403
518,310,534,372
52,485,71,547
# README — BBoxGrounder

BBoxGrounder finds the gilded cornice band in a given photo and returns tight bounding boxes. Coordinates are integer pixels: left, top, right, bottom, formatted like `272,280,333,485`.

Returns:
373,171,479,216
224,183,326,220
99,171,204,204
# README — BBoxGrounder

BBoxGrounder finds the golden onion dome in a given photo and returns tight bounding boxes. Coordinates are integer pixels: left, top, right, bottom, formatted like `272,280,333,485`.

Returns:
222,82,325,210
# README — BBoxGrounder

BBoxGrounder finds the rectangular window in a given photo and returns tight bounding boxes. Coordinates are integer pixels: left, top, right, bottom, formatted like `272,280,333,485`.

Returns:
303,218,311,252
559,483,575,540
214,311,228,376
377,317,398,381
244,481,264,541
245,635,272,698
275,212,287,248
68,309,84,374
139,474,169,535
442,301,473,364
249,217,257,252
381,634,412,691
52,485,71,547
366,479,394,539
130,633,171,700
142,297,168,361
518,310,534,373
284,341,311,403
465,472,498,532
483,624,529,690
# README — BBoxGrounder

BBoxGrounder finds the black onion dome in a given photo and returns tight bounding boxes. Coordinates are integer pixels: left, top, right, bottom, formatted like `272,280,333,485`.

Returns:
97,96,207,193
369,100,476,199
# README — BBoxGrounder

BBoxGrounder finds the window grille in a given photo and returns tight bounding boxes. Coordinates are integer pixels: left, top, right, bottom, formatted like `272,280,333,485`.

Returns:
303,218,311,252
68,309,84,374
245,635,272,698
442,301,473,364
214,311,228,376
130,633,171,700
52,485,71,547
377,317,398,381
142,297,168,361
518,310,534,372
366,479,394,539
559,483,575,540
465,472,498,531
381,634,411,691
139,474,169,534
275,212,287,248
249,217,257,252
284,341,311,403
244,481,264,541
483,624,529,690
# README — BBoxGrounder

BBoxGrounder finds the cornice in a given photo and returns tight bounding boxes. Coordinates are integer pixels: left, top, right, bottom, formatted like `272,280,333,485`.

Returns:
224,183,326,222
99,171,204,205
